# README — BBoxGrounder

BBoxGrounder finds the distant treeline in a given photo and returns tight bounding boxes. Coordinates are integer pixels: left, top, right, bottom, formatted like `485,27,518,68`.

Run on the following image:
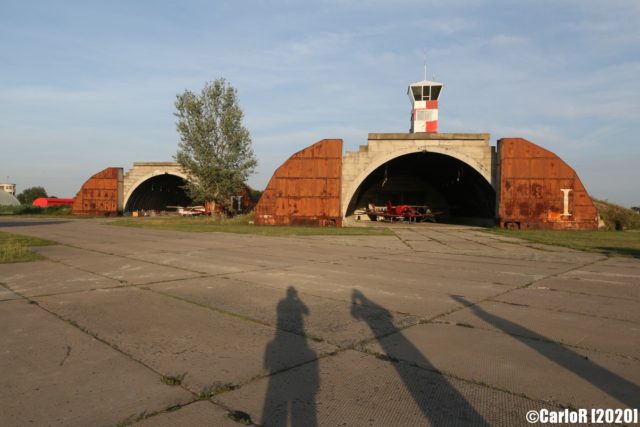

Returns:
0,205,71,216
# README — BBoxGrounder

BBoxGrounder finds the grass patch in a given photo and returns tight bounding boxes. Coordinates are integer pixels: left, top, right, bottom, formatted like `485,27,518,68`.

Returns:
228,410,253,425
161,373,186,386
199,382,237,399
0,231,56,263
487,228,640,258
108,214,393,236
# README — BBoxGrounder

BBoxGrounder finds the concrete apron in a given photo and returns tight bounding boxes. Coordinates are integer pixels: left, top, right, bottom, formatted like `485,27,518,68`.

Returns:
0,218,638,426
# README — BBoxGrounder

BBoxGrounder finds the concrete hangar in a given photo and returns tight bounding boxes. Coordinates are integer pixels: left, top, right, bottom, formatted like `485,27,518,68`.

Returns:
72,79,598,230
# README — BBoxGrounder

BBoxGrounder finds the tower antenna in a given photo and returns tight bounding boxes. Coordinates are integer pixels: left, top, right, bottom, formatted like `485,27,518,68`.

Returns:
423,49,427,80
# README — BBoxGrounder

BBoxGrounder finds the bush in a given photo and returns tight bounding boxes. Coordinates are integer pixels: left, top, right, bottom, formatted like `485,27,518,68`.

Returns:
0,205,71,216
218,211,255,225
593,199,640,230
16,186,47,205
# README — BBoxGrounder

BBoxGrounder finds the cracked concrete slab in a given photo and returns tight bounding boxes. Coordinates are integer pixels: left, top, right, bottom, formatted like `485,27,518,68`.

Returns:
134,401,239,427
363,323,640,410
579,257,640,273
441,300,640,358
390,228,604,263
1,300,192,427
235,238,410,263
0,219,264,254
32,245,202,284
2,218,638,426
0,259,121,297
145,276,419,348
328,253,556,287
0,284,22,301
291,233,403,245
129,247,294,275
562,265,640,285
228,263,521,320
215,349,544,426
380,248,601,275
34,287,336,394
529,275,639,300
492,287,640,323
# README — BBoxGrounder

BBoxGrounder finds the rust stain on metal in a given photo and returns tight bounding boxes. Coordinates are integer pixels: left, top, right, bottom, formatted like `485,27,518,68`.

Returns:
255,139,343,226
498,138,597,230
72,167,123,216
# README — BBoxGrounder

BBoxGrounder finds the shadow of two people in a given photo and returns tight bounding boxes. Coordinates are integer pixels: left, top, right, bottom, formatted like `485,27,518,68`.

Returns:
260,288,488,426
260,288,640,426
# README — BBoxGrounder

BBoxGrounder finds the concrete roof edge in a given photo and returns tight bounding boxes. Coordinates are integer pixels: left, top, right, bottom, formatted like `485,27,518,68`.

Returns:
368,132,490,140
132,162,181,166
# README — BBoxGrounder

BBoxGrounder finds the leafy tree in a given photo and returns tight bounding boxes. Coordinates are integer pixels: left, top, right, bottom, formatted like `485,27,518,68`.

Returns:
17,186,47,205
174,78,257,212
249,188,264,203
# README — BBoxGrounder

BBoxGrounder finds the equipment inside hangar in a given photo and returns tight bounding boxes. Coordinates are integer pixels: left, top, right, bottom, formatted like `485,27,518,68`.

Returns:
348,151,496,222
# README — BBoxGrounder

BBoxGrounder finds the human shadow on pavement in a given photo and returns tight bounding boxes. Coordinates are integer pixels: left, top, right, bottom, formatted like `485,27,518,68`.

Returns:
261,287,319,427
351,289,488,426
451,295,640,407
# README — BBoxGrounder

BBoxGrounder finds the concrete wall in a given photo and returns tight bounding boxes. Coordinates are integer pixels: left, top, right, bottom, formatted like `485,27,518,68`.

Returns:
123,162,188,210
342,133,493,218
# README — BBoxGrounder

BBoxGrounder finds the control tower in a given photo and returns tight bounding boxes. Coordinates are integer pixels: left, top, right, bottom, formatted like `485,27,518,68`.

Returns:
408,79,443,133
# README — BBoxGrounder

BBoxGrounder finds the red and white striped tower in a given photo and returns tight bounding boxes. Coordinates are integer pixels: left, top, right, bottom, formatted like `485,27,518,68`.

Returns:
408,79,443,133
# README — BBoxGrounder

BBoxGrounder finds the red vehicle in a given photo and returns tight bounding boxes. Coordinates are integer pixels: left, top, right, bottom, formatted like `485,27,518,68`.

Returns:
32,198,75,207
386,201,415,218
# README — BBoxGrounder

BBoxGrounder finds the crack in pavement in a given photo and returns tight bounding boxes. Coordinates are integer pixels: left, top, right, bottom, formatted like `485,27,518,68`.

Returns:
59,345,71,366
486,297,639,325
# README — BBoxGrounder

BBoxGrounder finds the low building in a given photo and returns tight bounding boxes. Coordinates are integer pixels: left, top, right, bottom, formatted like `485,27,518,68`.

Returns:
0,183,16,196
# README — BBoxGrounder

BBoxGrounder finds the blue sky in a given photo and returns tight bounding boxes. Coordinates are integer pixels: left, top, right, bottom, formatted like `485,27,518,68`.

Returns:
1,0,638,206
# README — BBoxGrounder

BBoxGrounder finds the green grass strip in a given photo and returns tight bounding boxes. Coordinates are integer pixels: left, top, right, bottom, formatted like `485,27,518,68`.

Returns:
0,231,56,263
486,228,640,258
108,217,393,236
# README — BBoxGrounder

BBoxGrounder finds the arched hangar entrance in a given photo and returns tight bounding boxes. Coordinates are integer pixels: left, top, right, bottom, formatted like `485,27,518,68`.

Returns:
345,152,495,222
124,173,193,212
253,136,597,229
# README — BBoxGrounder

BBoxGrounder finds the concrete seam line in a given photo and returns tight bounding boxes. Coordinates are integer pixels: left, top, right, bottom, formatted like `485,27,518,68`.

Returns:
349,344,566,409
429,256,608,325
431,319,640,363
487,297,639,325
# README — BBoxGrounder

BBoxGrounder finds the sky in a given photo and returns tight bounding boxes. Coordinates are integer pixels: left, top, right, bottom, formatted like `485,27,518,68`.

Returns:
1,0,638,206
